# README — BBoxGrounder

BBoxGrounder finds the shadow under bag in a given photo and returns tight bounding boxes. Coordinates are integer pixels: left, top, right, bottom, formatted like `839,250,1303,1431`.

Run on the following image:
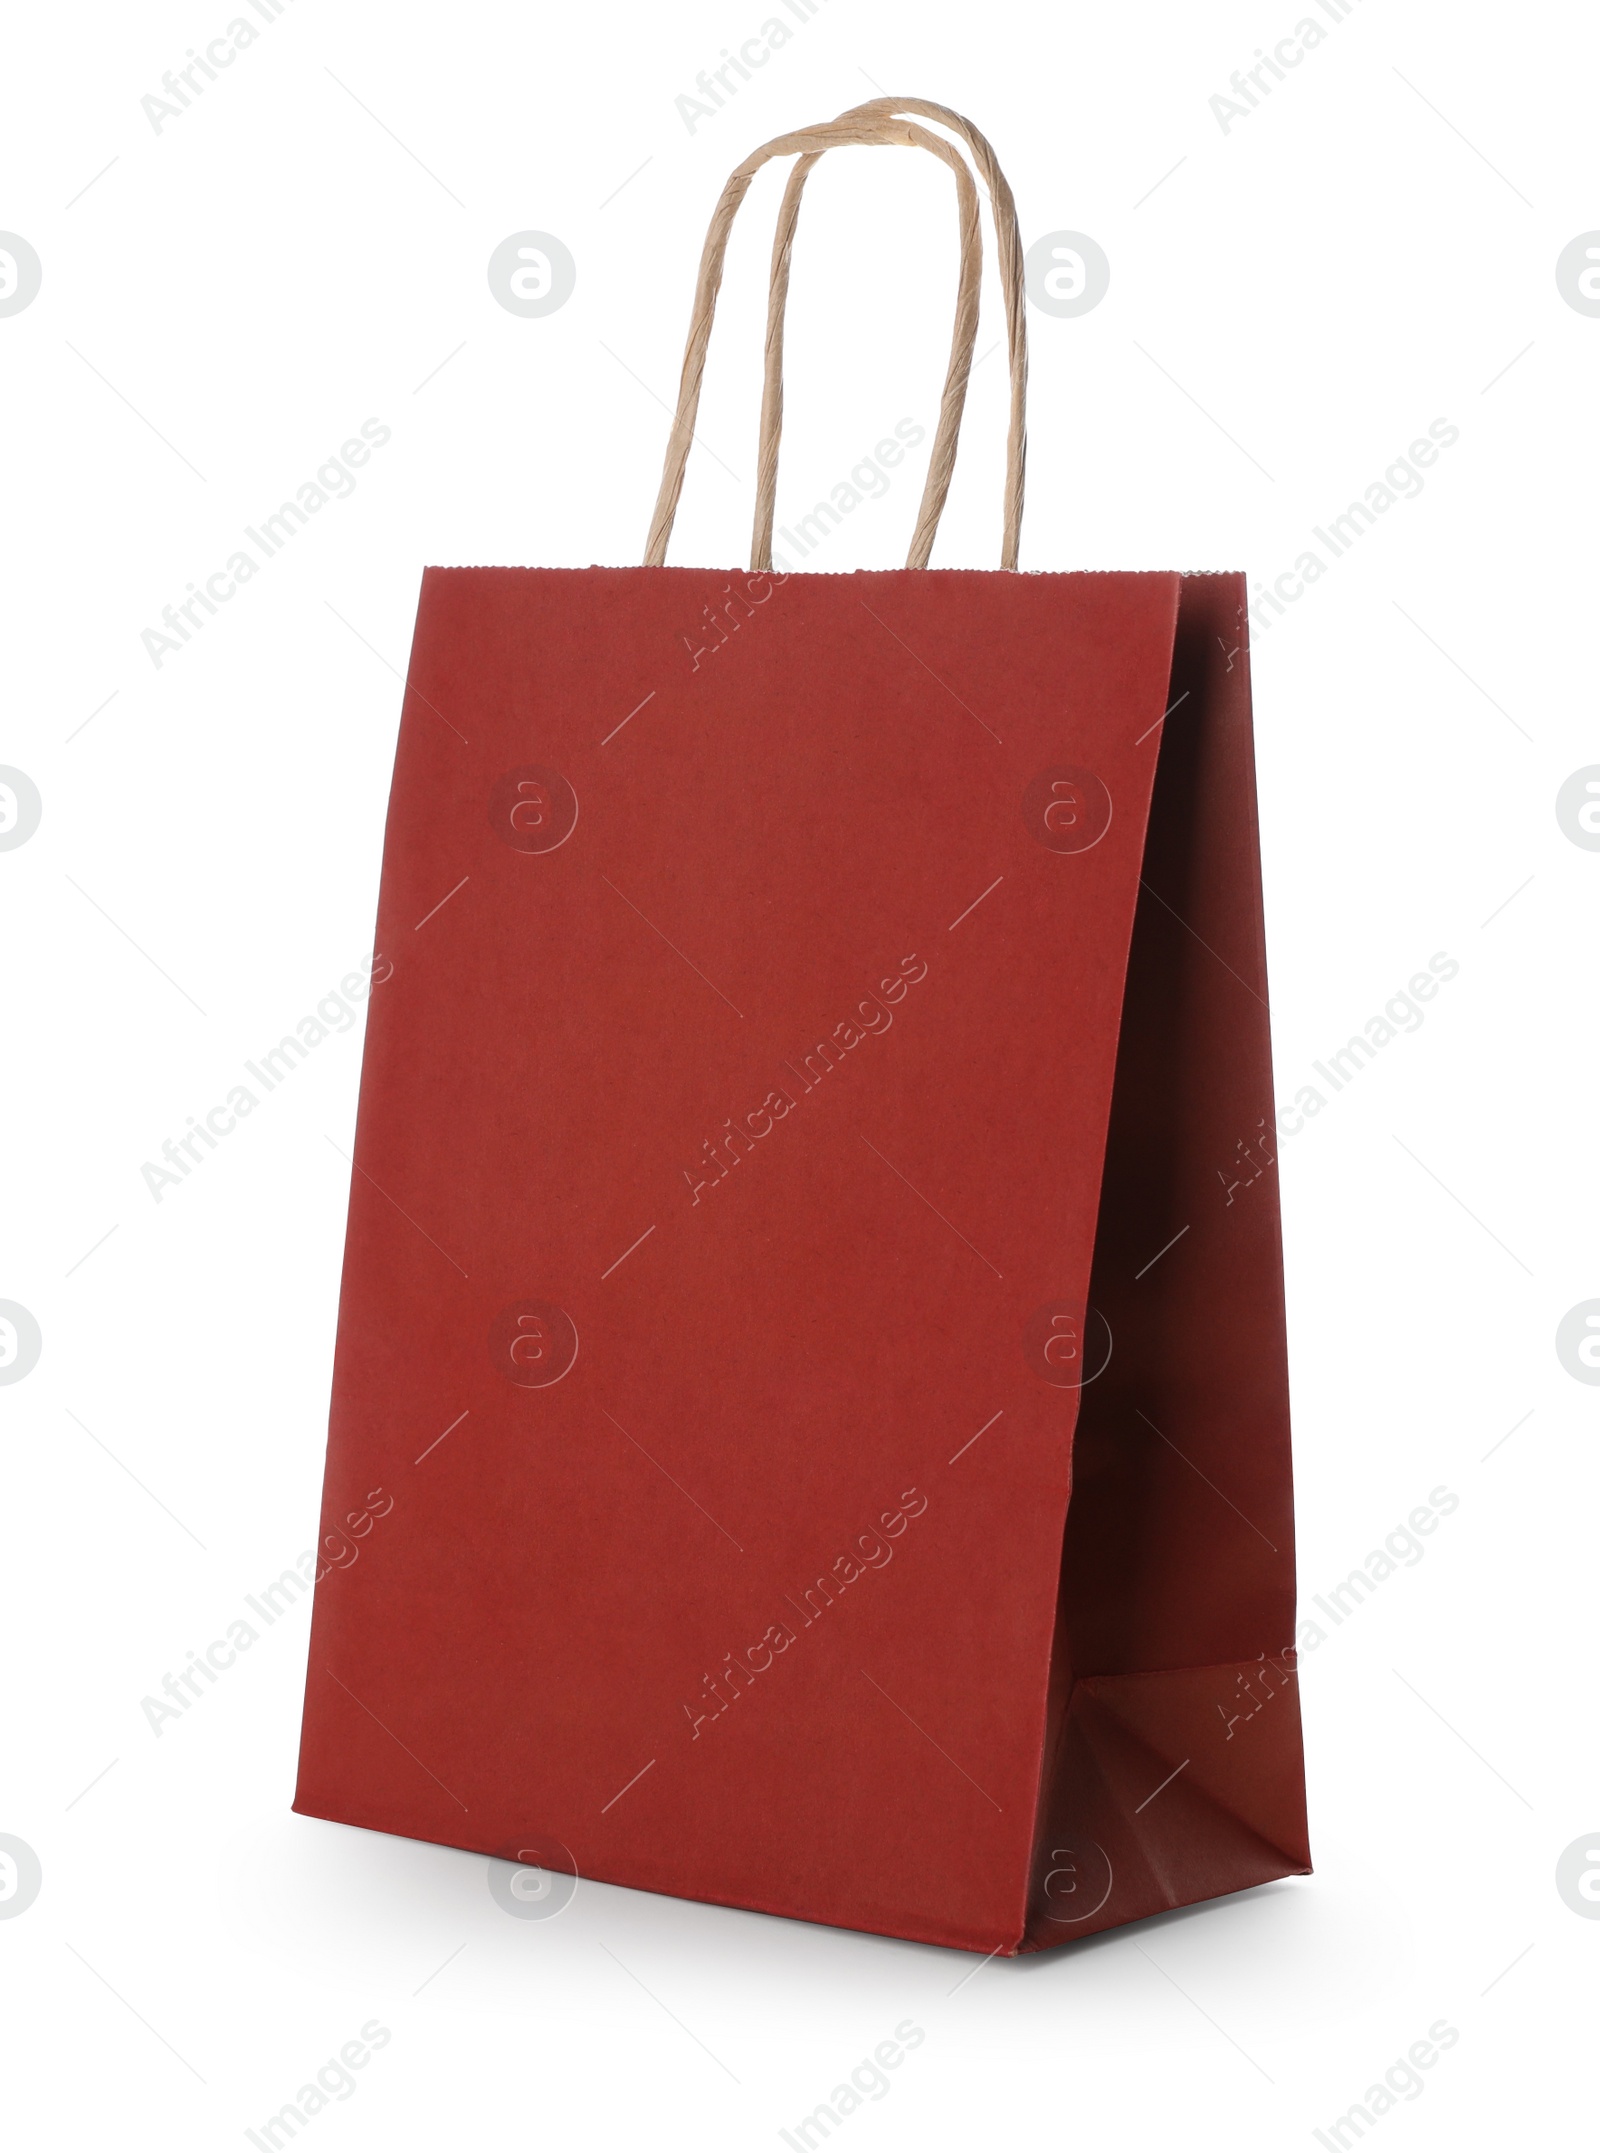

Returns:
295,98,1310,1952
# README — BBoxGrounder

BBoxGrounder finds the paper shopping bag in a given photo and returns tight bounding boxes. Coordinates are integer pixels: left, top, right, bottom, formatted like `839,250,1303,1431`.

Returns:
294,99,1310,1954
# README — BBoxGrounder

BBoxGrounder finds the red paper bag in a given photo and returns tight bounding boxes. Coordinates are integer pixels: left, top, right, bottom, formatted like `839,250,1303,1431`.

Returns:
295,100,1310,1954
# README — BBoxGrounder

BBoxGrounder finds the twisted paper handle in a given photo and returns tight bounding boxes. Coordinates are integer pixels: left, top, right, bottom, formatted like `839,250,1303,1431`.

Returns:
752,98,1028,571
645,103,1026,571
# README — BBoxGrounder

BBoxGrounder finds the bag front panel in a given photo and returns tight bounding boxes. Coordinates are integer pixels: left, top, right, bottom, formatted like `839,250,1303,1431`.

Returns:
295,563,1181,1951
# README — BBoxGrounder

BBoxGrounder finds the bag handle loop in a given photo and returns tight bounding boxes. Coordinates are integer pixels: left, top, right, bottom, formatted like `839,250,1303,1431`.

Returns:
753,98,1028,572
645,115,985,571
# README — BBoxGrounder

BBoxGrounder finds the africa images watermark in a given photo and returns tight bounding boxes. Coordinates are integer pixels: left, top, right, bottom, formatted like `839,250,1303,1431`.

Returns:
1312,2019,1459,2149
141,420,392,668
682,1487,929,1737
1215,951,1461,1203
1249,419,1460,637
770,419,928,570
1271,950,1460,1144
778,2022,927,2150
244,2020,391,2152
678,419,928,673
140,953,391,1201
682,954,931,1204
1295,1485,1460,1662
1209,1482,1461,1743
143,1552,309,1736
141,0,298,134
1210,0,1366,135
142,1498,392,1739
675,0,831,132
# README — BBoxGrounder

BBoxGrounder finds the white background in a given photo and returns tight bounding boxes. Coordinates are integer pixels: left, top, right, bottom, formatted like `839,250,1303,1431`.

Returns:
2,0,1595,2145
